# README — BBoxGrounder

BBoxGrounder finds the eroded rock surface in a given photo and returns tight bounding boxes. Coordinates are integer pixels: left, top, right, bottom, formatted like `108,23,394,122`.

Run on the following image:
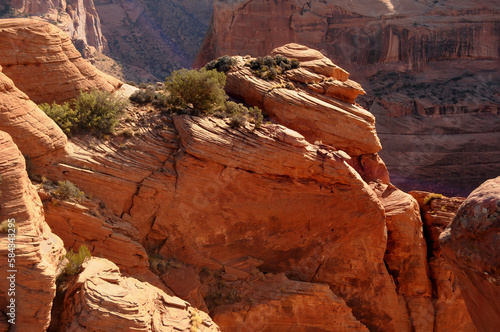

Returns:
56,257,220,332
440,177,500,332
0,130,65,331
0,19,121,104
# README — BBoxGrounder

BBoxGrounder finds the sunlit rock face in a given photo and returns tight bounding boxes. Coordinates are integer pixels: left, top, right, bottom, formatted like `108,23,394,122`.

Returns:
196,0,500,196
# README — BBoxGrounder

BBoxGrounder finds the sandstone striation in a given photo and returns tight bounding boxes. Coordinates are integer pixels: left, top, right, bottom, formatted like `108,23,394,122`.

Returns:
440,177,500,332
0,19,121,104
10,0,107,52
0,130,66,331
212,273,368,331
197,0,500,195
56,257,220,331
0,65,67,158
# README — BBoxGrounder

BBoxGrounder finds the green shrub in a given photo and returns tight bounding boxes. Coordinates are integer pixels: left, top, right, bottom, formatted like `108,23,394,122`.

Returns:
64,245,91,276
54,180,85,201
129,87,156,104
423,193,444,205
205,55,237,73
247,55,298,80
229,115,247,128
40,90,128,136
165,68,227,114
249,106,263,129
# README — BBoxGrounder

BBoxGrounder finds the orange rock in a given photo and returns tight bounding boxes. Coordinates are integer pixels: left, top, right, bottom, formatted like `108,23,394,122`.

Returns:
0,19,121,104
0,66,67,159
212,273,369,331
0,130,65,331
56,257,220,332
440,177,500,332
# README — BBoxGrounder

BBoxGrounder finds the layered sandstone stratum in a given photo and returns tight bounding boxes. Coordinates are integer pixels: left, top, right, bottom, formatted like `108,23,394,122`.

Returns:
0,19,484,331
196,0,500,196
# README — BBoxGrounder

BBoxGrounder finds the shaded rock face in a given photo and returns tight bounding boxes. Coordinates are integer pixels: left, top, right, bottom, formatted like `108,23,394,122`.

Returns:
0,19,121,104
440,177,500,332
92,0,213,81
410,191,476,332
0,130,66,331
56,257,220,332
196,0,500,196
10,0,107,52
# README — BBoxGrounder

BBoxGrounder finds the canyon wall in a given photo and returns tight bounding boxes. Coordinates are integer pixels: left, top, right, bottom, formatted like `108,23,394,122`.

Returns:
196,0,500,196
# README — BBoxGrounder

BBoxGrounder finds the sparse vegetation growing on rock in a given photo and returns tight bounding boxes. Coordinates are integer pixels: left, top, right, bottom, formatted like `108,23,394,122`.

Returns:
54,180,85,201
165,68,227,114
423,193,444,205
63,245,91,276
205,55,238,73
40,90,129,136
247,55,299,80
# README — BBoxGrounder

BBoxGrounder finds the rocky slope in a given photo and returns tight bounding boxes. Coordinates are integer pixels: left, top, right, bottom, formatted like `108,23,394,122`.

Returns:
93,0,213,82
0,19,121,104
440,176,500,332
8,0,107,52
195,0,500,196
0,20,478,331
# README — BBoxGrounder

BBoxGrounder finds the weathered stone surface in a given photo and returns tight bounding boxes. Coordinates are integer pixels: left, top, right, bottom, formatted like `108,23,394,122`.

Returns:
0,65,67,158
212,273,368,331
11,0,108,52
0,19,121,104
56,257,220,332
410,191,476,332
440,177,500,332
0,130,65,331
371,183,434,332
197,0,500,195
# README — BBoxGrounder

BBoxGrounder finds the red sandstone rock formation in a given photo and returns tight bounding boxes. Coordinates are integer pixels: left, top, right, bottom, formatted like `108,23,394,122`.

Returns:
0,19,121,104
195,0,500,196
0,130,66,331
10,0,107,52
0,65,67,158
55,257,220,331
440,177,500,332
410,191,476,332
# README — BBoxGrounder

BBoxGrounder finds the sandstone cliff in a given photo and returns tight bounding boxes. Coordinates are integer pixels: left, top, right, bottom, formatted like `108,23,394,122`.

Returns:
196,0,500,196
0,19,121,104
0,29,478,330
440,176,500,332
9,0,107,52
0,130,66,331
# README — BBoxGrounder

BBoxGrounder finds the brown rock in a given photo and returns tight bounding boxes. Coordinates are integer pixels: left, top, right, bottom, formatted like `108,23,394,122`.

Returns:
0,18,121,104
0,130,66,331
212,273,368,331
0,65,67,159
409,191,476,332
56,257,220,332
440,177,500,332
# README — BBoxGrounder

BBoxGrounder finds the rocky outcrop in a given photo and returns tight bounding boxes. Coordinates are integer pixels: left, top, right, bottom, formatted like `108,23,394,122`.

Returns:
10,0,107,52
0,19,121,104
56,257,220,331
0,65,67,158
410,191,476,332
440,177,500,332
212,273,368,331
196,0,500,196
0,130,66,331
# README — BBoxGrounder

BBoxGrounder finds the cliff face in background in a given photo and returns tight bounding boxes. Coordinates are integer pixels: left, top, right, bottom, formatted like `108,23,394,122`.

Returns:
8,0,107,52
196,0,500,196
92,0,212,82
